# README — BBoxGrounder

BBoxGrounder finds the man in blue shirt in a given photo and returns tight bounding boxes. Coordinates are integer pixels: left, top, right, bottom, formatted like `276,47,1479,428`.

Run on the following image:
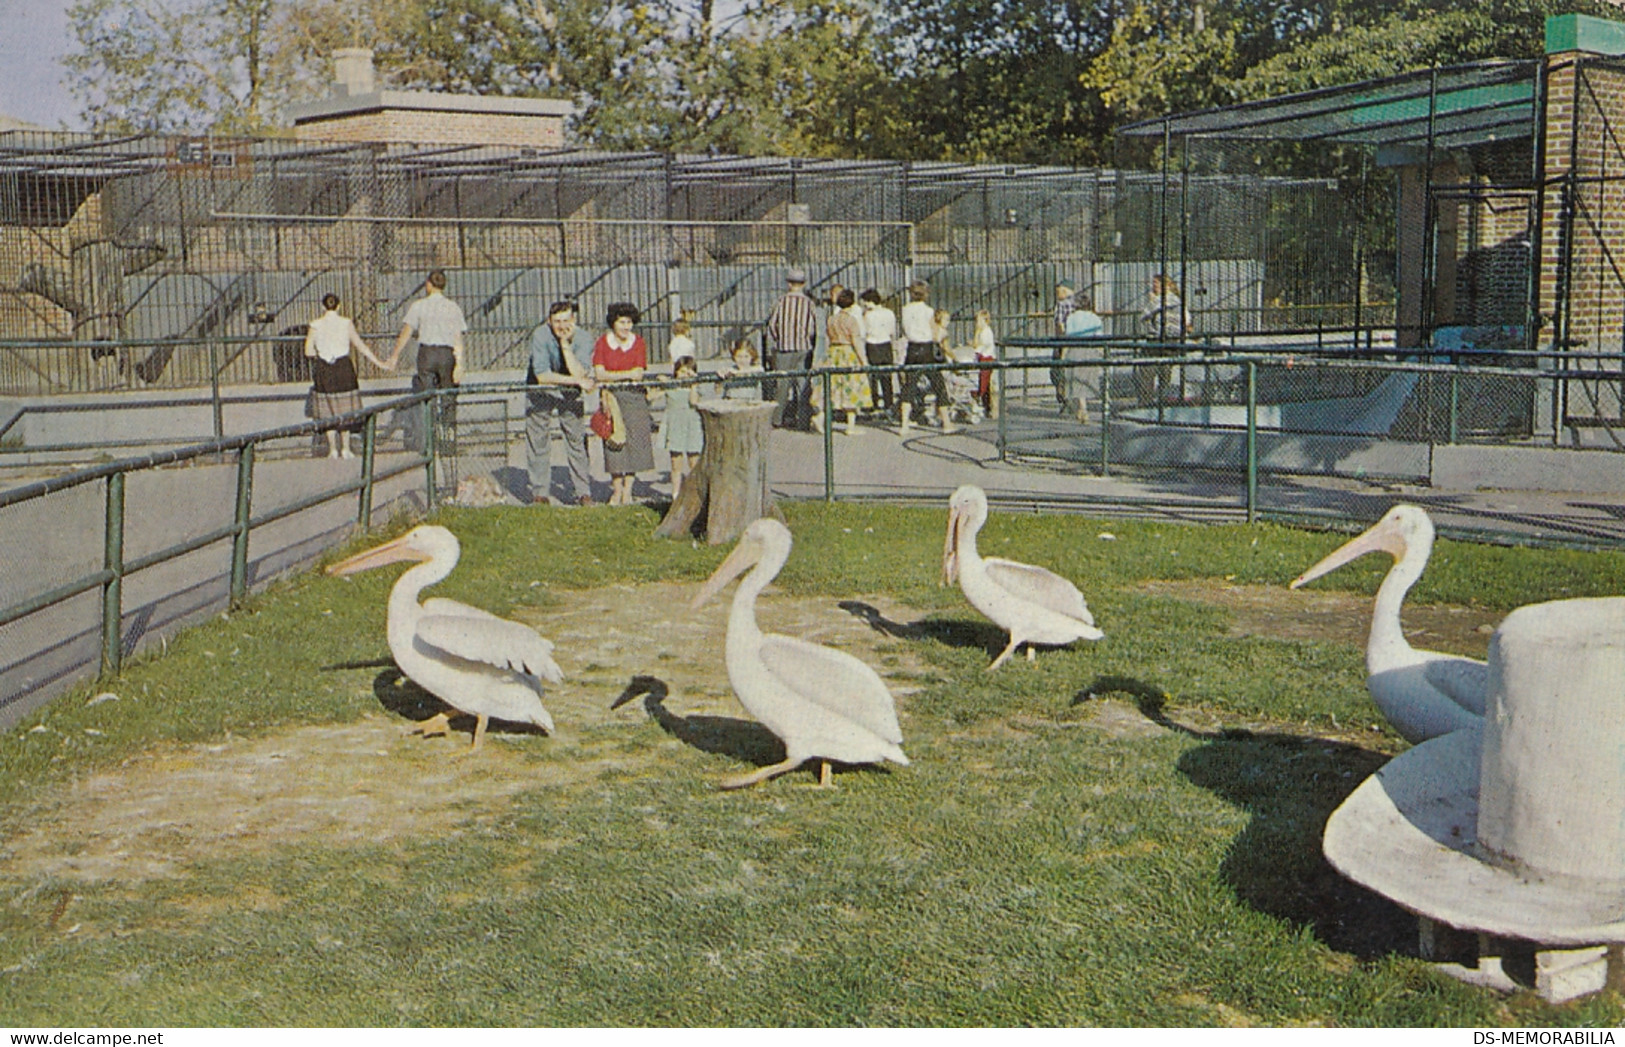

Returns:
525,301,597,505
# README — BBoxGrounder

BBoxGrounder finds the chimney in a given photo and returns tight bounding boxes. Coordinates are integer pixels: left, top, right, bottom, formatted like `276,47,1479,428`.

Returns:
332,48,376,97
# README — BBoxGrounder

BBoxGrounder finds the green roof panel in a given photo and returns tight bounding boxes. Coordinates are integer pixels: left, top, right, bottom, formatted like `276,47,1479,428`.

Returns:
1546,13,1625,56
1118,60,1540,148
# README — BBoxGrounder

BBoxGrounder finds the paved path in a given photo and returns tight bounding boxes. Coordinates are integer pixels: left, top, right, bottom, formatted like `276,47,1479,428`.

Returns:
764,409,1625,546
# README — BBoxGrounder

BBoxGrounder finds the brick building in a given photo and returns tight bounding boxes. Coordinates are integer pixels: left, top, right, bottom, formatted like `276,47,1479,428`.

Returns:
1119,12,1625,437
287,48,571,149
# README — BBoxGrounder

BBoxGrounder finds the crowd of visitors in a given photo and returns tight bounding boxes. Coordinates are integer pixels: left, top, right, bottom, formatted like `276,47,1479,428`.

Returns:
296,265,1190,506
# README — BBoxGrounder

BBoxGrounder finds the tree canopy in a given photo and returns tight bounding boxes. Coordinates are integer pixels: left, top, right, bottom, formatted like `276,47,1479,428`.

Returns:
61,0,1621,160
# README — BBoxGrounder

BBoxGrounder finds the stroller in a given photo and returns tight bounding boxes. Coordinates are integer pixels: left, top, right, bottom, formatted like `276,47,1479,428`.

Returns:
942,345,988,425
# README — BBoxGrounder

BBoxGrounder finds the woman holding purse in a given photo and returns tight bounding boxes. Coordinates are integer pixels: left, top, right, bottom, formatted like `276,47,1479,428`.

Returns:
592,302,655,506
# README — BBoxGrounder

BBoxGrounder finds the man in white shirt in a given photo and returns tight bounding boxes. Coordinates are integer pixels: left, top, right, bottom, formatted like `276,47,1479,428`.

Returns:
860,288,897,417
899,281,951,432
391,269,467,453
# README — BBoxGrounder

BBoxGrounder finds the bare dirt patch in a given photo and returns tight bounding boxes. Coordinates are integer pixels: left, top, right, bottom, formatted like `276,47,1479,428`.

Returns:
0,583,937,884
1139,578,1500,658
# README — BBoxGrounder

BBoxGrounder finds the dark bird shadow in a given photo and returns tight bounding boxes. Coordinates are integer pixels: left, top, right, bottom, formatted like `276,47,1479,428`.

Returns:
369,668,550,740
610,674,896,785
611,674,783,766
1074,673,1415,961
1072,674,1252,741
837,600,1006,655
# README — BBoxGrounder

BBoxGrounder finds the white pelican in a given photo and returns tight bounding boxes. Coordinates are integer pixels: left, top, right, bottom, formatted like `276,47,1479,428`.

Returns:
328,525,561,749
692,518,908,789
1289,504,1486,743
943,484,1104,670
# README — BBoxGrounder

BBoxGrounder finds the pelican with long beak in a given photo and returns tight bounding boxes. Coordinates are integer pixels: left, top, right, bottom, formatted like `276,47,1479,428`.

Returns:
1289,504,1486,743
328,525,561,749
692,517,908,790
944,484,1104,670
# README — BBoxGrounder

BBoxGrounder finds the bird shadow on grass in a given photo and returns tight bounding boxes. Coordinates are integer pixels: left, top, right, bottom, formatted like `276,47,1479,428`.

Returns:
368,668,550,742
612,674,783,767
838,600,1006,657
1074,674,1417,962
610,673,894,784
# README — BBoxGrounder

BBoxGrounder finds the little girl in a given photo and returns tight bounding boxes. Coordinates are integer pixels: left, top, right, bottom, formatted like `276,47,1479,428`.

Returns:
721,340,764,400
973,308,997,418
659,351,704,499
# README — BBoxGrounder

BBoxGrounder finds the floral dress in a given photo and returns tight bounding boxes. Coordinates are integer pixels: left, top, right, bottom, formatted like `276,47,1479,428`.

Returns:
816,309,873,412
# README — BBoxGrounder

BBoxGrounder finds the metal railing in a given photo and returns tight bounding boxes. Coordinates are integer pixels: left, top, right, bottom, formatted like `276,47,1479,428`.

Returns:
0,392,436,683
5,342,1624,717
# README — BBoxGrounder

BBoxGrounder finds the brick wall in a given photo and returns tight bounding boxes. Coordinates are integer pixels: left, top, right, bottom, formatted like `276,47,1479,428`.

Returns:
1538,53,1625,418
1454,145,1535,326
294,109,565,149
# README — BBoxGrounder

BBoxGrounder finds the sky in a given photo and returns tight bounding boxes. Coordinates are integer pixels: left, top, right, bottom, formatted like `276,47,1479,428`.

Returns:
0,0,81,129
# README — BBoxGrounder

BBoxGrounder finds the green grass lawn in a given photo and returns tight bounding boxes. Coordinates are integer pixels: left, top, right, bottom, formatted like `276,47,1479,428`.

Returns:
3,502,1625,1026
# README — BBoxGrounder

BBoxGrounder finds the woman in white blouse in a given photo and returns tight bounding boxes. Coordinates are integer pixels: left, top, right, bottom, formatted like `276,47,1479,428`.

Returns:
304,293,392,458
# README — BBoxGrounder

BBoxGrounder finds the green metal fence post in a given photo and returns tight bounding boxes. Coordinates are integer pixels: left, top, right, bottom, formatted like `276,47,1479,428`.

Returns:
996,361,1007,462
425,393,439,508
1448,360,1460,445
101,471,125,677
1245,361,1258,524
208,342,225,447
358,412,377,528
1099,358,1111,477
230,441,255,605
821,370,834,502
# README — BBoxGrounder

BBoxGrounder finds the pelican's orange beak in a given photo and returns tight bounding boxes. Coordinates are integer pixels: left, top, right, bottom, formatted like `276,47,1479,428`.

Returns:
327,533,429,577
1289,516,1407,590
943,504,962,587
691,536,762,608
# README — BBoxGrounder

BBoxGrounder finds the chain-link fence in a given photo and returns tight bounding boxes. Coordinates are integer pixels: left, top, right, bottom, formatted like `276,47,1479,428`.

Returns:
3,130,1425,397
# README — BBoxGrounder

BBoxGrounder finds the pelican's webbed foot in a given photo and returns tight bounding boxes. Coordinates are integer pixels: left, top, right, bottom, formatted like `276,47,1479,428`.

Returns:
719,757,806,791
412,712,452,739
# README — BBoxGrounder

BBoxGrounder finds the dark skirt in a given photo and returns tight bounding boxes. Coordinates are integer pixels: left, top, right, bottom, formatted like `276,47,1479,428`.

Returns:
602,387,655,475
311,355,362,421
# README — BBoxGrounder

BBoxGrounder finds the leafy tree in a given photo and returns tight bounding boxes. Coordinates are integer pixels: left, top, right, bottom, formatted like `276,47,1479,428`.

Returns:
1239,0,1622,98
65,0,279,134
1080,2,1242,126
62,0,1625,160
873,0,1118,164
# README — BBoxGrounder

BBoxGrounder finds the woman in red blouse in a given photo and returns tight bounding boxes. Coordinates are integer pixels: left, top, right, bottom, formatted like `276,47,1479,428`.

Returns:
592,302,655,505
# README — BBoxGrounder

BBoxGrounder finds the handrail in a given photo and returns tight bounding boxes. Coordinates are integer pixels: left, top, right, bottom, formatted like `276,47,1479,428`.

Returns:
0,396,437,686
0,392,429,509
3,351,1620,712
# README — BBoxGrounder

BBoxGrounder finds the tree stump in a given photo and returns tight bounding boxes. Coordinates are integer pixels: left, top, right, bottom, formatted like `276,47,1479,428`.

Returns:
655,399,777,544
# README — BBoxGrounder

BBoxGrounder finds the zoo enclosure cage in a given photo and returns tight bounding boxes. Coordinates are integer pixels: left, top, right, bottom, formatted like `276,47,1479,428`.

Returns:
1115,53,1625,448
1,133,1389,397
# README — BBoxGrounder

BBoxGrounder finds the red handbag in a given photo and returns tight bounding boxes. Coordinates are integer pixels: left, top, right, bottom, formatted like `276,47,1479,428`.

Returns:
591,393,625,448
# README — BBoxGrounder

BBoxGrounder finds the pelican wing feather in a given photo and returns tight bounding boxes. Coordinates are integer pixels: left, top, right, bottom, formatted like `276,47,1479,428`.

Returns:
422,597,506,622
414,614,564,683
1422,655,1489,716
758,634,903,745
983,558,1095,625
